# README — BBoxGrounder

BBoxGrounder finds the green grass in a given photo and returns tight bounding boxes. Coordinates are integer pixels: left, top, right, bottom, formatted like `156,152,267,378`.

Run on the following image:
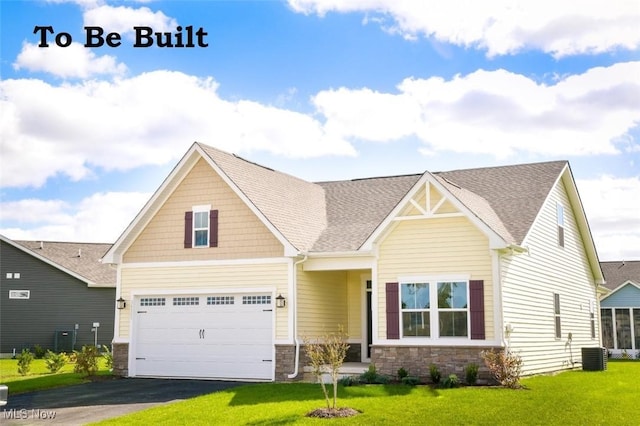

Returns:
93,361,640,425
0,358,111,395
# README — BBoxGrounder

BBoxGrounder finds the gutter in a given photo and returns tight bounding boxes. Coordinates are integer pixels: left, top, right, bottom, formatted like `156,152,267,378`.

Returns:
287,254,308,379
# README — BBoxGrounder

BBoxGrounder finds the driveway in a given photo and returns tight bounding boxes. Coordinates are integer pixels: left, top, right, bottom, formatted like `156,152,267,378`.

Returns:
1,377,243,425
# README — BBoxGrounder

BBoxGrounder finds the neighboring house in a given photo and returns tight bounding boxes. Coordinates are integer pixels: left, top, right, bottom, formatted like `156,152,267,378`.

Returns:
0,236,116,356
102,142,604,382
600,260,640,359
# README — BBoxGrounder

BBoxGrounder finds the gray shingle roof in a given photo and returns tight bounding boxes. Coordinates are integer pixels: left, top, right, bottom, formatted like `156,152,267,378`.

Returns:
14,240,115,286
313,174,422,251
437,161,567,244
199,144,327,252
600,260,640,291
196,143,568,253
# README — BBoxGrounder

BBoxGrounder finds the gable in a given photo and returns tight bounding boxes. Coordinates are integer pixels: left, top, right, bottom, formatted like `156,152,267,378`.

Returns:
123,157,284,263
601,282,640,307
363,173,511,251
0,236,115,287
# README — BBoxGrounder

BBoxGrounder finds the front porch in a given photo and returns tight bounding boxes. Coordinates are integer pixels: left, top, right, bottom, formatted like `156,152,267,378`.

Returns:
302,362,370,383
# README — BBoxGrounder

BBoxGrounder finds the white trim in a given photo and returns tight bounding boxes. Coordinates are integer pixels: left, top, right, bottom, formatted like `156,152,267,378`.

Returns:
121,257,290,269
493,250,505,345
129,287,276,297
361,274,372,362
303,256,375,271
361,172,509,251
8,290,30,299
601,280,640,300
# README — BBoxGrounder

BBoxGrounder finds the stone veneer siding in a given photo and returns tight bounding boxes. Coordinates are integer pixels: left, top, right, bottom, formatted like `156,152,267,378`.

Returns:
112,342,129,376
372,345,499,383
276,343,362,382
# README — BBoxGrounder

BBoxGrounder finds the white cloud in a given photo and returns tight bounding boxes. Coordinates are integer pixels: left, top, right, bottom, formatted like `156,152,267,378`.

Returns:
577,175,640,261
0,192,150,243
83,5,178,37
0,70,356,188
312,62,640,158
13,42,127,79
288,0,640,57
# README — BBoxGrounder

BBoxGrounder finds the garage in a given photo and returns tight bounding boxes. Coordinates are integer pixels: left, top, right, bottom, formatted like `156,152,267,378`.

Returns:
132,293,274,381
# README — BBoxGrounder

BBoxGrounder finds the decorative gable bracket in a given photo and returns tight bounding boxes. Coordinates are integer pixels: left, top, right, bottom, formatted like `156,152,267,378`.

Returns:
395,181,464,221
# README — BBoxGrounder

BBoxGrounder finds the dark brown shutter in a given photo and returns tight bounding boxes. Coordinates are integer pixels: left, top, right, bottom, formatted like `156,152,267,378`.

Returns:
386,282,400,339
184,211,193,248
469,280,485,340
209,209,218,247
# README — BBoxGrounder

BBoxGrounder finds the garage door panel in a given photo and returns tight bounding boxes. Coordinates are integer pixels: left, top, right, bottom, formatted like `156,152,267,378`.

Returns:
134,293,274,380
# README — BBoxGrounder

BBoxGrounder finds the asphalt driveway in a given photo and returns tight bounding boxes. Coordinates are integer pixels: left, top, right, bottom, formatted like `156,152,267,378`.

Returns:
2,377,243,425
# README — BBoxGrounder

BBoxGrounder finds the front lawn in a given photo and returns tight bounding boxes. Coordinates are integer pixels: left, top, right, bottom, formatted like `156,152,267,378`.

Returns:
0,358,111,395
93,361,640,425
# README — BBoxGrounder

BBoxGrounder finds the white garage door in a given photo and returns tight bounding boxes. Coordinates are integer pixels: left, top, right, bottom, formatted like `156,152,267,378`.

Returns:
133,293,273,380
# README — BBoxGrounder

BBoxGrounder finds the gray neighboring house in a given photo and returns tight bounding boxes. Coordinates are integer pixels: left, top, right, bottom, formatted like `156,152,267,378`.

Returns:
600,260,640,359
0,235,116,357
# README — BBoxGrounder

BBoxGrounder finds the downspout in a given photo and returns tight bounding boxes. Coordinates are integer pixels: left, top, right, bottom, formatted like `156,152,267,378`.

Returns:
287,254,308,379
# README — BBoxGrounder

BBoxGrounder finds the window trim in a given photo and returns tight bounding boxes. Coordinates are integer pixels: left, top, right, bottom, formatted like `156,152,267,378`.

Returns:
556,202,565,247
397,276,471,340
192,204,211,248
9,290,30,299
554,293,562,339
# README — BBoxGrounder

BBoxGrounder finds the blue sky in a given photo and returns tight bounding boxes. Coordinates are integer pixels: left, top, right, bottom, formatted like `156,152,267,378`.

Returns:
1,0,639,261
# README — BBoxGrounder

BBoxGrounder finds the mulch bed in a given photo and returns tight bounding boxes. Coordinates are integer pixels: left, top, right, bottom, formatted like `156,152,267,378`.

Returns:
306,407,360,418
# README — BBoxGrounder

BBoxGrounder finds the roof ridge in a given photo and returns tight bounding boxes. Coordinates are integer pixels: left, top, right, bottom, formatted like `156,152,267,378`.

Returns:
435,159,568,175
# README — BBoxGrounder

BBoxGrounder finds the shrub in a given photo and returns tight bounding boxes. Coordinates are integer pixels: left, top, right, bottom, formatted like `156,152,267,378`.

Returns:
74,345,100,376
44,350,68,373
17,349,34,376
465,363,479,385
33,344,47,359
397,367,408,380
481,349,523,389
102,345,113,370
401,376,420,386
359,364,389,384
441,374,460,388
429,364,441,384
338,376,358,387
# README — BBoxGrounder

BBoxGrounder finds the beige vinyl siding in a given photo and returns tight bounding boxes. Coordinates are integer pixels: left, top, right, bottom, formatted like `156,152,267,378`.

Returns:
124,158,283,262
346,271,366,339
501,178,599,375
297,269,349,337
377,216,494,341
118,262,288,339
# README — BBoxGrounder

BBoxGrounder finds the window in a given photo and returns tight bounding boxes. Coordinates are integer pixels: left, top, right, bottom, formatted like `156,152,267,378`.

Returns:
173,297,200,306
438,282,468,337
554,293,561,338
398,280,470,338
616,309,632,349
9,290,30,299
601,308,614,348
193,206,210,247
184,207,218,248
590,300,596,339
634,309,640,350
207,296,234,305
140,297,165,306
243,295,271,305
401,283,430,337
557,203,565,247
